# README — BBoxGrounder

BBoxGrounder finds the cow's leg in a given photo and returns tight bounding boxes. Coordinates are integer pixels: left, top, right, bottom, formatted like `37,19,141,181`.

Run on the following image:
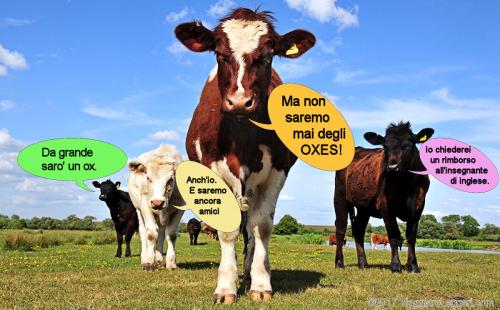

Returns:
214,229,239,305
164,209,182,270
352,211,370,268
115,230,123,258
334,182,349,268
141,209,158,271
247,169,285,303
194,232,199,245
244,223,255,279
135,209,148,265
124,230,133,257
381,213,403,272
155,224,166,268
406,219,420,273
371,239,376,250
165,230,178,270
189,233,193,245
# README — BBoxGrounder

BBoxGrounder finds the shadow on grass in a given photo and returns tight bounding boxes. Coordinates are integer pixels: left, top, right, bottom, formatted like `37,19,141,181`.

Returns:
189,242,207,246
238,269,325,295
178,261,219,270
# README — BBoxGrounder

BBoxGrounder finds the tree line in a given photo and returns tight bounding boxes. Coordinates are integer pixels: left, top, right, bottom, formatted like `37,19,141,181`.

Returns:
274,214,500,241
0,214,114,231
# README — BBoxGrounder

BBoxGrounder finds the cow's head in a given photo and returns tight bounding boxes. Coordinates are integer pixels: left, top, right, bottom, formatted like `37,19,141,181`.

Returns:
175,8,315,120
364,121,434,172
128,158,177,211
92,179,120,202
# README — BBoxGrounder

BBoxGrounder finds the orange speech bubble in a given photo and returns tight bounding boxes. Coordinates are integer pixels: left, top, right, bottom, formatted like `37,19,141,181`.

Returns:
251,84,355,171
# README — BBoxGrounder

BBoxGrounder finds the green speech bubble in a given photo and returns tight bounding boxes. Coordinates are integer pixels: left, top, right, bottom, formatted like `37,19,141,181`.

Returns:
17,138,128,191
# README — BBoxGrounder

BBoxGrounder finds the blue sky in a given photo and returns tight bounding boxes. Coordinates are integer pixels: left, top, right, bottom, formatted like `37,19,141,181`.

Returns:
1,0,499,226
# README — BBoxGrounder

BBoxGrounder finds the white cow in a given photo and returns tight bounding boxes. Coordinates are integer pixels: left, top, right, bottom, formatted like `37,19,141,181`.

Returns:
128,145,185,271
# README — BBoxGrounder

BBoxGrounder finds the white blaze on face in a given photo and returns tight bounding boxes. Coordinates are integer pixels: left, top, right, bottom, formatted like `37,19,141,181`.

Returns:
221,19,268,94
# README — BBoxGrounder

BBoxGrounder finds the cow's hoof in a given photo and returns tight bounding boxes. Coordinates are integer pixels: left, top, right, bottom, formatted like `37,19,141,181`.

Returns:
407,264,421,273
115,254,121,258
213,294,236,305
335,262,344,268
125,253,131,257
358,263,368,269
166,264,178,271
141,263,154,272
250,290,272,302
390,263,402,273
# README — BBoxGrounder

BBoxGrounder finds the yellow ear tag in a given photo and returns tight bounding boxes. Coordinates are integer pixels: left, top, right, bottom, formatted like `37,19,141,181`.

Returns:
116,183,120,189
286,43,299,56
420,135,427,142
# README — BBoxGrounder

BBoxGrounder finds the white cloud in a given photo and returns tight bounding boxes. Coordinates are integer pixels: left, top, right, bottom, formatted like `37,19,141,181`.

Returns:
274,57,335,80
0,100,14,111
317,38,342,55
279,194,295,201
322,92,340,104
0,44,28,76
284,0,359,31
430,87,500,108
208,0,235,18
135,130,181,146
2,18,36,27
165,7,191,23
166,41,192,66
341,88,500,130
167,41,189,55
0,128,25,151
334,69,399,84
81,104,160,125
148,130,180,141
0,64,7,76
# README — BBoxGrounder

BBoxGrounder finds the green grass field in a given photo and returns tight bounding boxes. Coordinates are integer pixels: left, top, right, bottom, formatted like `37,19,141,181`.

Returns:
0,230,499,309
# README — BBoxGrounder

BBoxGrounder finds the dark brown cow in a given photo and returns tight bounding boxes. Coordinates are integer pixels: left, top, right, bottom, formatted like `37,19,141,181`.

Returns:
328,234,346,246
92,180,138,258
175,8,315,303
334,121,434,273
370,233,389,249
188,218,201,245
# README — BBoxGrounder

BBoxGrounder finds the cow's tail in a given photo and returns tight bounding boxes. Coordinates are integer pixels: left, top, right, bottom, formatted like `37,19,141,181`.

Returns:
348,206,355,225
240,211,249,256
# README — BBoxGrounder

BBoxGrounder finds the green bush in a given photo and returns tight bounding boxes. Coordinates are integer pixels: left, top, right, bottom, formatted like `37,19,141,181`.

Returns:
299,233,325,245
416,239,472,250
3,234,34,251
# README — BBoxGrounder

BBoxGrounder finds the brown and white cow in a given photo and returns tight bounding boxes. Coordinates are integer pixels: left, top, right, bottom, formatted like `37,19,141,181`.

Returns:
175,8,315,303
370,233,389,250
328,234,347,246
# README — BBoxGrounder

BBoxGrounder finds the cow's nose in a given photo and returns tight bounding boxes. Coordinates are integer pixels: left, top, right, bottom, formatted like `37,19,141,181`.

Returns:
224,93,255,115
150,199,165,209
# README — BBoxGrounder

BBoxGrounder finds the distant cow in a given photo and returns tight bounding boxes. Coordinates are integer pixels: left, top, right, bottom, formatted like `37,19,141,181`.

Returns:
92,179,138,258
328,234,346,246
370,233,389,250
175,7,315,303
202,223,218,240
334,121,434,273
188,218,201,245
128,145,185,271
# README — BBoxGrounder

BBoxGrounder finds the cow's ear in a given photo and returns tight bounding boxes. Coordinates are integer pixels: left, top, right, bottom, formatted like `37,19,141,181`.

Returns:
128,161,146,174
115,181,121,189
364,132,386,145
415,128,434,143
175,21,215,52
277,29,316,58
92,181,101,188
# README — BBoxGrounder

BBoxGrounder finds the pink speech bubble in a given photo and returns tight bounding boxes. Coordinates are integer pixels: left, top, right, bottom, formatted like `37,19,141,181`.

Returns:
411,138,498,193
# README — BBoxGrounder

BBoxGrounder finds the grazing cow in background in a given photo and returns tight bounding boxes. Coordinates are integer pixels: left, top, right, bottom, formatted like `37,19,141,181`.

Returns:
188,218,202,245
334,121,434,273
202,223,218,240
92,179,138,258
328,234,346,246
128,145,185,271
370,233,389,250
175,8,315,303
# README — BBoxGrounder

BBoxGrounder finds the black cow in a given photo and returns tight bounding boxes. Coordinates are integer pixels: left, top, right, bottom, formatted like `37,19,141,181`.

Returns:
187,218,201,245
92,180,139,257
334,121,434,273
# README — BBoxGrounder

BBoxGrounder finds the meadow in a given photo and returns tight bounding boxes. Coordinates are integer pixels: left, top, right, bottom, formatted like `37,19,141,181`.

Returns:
0,230,499,309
